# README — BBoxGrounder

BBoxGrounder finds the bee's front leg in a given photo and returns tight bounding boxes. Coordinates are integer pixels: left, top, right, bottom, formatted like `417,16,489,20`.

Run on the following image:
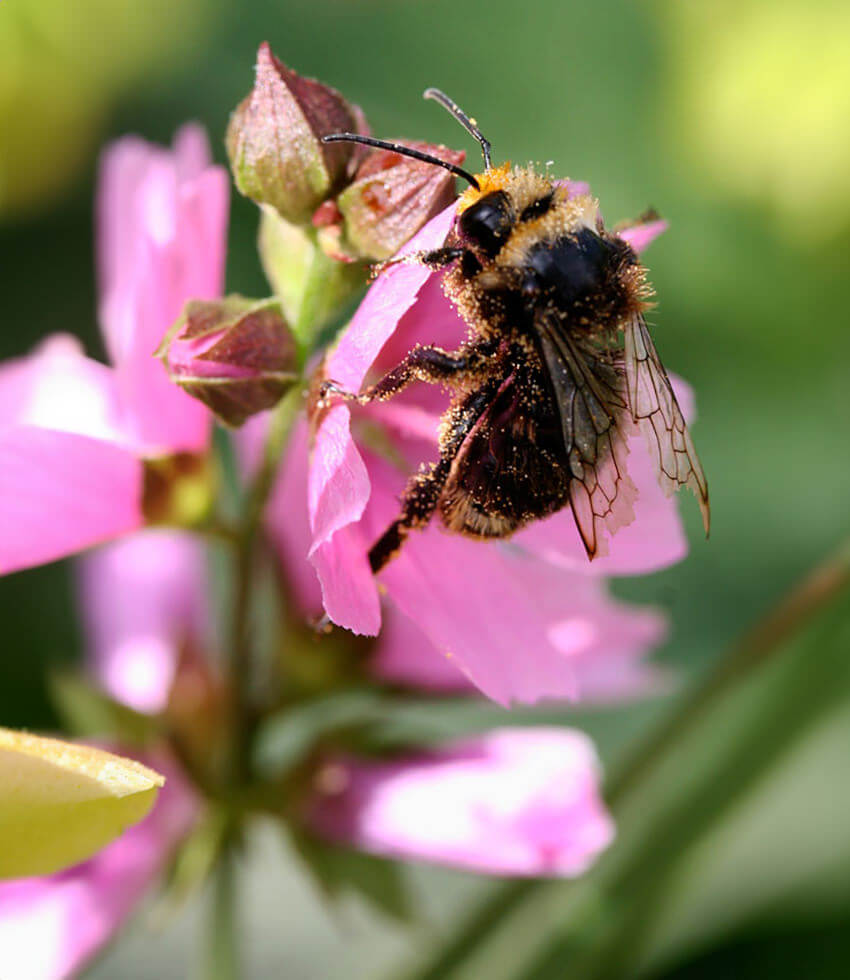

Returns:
371,246,464,278
318,336,500,408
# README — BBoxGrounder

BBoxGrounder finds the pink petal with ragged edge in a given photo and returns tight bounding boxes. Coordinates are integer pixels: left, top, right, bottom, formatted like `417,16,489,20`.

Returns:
311,525,381,636
618,218,669,254
78,530,208,714
0,427,142,575
309,728,614,877
515,374,695,576
97,126,229,455
0,752,196,980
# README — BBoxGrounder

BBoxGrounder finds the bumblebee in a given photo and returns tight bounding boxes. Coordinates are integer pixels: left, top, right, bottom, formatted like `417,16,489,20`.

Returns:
322,90,709,573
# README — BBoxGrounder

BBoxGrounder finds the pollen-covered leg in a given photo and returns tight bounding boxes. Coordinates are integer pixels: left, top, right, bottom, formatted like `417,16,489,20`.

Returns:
372,246,464,279
319,337,500,407
369,457,452,573
368,382,498,573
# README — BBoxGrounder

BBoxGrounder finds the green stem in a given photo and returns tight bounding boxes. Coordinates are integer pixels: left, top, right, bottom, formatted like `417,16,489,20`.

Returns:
607,535,850,807
227,388,301,788
399,538,850,980
200,846,239,980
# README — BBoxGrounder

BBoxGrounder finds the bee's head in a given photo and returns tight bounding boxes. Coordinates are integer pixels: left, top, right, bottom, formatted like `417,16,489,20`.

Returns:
457,188,513,258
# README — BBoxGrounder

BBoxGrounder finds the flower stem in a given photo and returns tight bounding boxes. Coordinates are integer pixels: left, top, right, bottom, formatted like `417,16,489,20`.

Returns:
607,535,850,806
199,845,239,980
227,388,300,787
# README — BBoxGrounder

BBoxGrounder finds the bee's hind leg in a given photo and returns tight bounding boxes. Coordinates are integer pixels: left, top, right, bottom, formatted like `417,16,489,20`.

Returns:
368,383,496,573
369,456,453,573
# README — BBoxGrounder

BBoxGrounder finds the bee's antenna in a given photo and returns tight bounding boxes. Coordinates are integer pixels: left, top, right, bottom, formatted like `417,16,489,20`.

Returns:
423,88,492,170
321,133,480,189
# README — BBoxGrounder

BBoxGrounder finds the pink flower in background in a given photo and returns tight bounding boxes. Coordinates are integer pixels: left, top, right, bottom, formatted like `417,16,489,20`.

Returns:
309,728,614,877
78,529,209,714
0,529,207,978
0,126,228,575
0,754,196,980
301,197,688,704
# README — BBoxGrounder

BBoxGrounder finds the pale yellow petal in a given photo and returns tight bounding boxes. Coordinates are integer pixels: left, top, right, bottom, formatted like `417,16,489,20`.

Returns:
0,728,164,878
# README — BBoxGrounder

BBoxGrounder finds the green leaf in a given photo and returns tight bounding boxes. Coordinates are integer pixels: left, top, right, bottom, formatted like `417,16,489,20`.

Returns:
253,690,385,779
290,828,414,923
0,728,163,878
49,670,160,744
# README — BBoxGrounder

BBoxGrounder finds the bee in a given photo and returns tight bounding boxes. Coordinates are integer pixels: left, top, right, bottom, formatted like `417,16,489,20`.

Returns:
321,89,709,574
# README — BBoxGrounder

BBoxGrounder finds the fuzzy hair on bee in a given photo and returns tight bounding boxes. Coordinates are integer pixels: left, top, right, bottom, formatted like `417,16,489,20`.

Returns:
320,89,710,573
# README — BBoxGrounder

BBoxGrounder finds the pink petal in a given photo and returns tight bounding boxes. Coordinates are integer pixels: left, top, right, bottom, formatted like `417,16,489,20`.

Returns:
78,531,208,713
618,218,669,254
309,728,614,877
97,127,230,455
173,123,213,181
307,406,381,634
0,336,126,445
324,204,456,389
308,405,372,554
311,526,381,636
0,427,142,575
0,751,196,980
360,453,659,705
245,415,380,634
371,605,468,690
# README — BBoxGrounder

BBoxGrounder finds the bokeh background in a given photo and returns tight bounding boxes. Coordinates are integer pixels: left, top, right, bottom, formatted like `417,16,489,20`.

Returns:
2,0,849,976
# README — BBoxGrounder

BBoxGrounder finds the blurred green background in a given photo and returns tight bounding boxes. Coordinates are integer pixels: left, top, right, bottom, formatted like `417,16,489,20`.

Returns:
1,0,849,977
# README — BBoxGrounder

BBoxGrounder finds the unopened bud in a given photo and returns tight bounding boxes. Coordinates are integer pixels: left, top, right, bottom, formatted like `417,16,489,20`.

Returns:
160,296,298,426
226,43,363,224
336,142,465,260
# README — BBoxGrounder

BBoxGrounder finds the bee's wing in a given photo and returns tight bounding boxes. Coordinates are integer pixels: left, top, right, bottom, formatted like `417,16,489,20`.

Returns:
623,313,710,534
536,315,638,559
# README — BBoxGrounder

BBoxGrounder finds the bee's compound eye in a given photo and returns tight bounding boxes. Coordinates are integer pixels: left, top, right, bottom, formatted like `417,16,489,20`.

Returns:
459,191,513,257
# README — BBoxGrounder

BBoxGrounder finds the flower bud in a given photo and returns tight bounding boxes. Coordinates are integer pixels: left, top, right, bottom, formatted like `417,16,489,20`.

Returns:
336,142,465,260
160,296,298,426
226,43,362,224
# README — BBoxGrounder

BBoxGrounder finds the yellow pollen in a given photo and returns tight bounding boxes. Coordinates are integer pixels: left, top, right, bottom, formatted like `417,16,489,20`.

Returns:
457,162,512,212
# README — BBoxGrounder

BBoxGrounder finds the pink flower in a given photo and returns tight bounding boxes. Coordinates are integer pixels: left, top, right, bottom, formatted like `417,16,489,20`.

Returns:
308,728,614,877
0,125,229,575
0,753,196,980
242,413,668,705
302,196,687,704
78,530,209,714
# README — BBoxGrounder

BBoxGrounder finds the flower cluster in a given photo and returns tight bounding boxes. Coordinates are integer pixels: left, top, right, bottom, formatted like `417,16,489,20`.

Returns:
0,43,699,977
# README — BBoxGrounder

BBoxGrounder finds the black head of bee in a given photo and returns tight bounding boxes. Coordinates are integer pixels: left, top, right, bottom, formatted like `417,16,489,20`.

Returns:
458,191,514,258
